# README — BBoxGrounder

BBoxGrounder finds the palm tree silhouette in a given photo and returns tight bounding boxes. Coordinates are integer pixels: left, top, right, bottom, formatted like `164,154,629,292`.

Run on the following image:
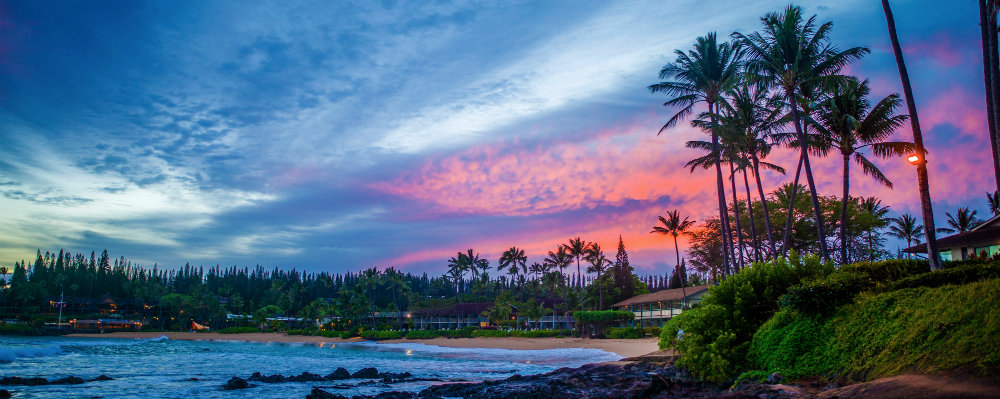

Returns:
812,79,912,264
858,196,891,262
649,32,742,276
882,0,943,270
938,208,984,234
584,243,611,310
736,5,868,261
543,246,572,313
564,237,590,292
498,246,527,293
651,210,697,300
887,214,924,259
987,191,1000,216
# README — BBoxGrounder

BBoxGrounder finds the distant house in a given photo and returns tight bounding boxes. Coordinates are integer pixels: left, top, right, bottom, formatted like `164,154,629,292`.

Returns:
904,214,1000,260
611,285,712,328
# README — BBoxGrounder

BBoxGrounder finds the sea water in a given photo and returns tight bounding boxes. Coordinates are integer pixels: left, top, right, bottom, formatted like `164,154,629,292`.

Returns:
0,336,620,398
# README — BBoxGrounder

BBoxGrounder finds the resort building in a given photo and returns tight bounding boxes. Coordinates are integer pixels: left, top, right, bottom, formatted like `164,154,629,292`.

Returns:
904,214,1000,260
409,300,575,330
611,285,712,327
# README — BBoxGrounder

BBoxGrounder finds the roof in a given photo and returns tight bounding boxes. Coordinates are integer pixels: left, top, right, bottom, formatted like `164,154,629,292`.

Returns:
611,285,712,308
903,221,1000,253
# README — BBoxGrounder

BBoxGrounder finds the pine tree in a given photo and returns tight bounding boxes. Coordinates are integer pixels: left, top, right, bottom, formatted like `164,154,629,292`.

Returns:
612,235,635,299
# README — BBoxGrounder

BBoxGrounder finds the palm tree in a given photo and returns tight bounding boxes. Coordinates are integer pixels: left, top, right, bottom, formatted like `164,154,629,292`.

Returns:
938,208,984,234
446,252,468,302
498,246,527,292
887,214,924,258
649,32,743,275
717,85,785,259
584,243,611,310
881,0,943,270
812,79,912,264
858,196,891,262
988,191,1000,216
651,210,697,300
564,238,590,292
736,5,868,261
979,0,1000,194
543,246,572,312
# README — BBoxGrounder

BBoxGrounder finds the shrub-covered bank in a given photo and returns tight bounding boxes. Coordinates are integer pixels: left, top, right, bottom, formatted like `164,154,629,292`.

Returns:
660,256,1000,384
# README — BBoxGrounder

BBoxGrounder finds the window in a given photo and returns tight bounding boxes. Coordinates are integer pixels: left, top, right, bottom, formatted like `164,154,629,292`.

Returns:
939,251,952,261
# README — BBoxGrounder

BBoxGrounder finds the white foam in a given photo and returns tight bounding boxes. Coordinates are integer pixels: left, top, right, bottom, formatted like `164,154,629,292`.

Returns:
0,344,64,363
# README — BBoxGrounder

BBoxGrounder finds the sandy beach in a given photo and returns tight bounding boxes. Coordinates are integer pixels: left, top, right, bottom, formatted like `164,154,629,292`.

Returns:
63,331,660,358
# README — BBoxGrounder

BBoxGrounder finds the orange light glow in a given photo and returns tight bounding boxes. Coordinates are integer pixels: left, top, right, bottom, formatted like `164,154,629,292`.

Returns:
908,154,920,164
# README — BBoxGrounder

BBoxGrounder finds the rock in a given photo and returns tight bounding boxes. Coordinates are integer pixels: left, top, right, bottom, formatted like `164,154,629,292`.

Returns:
222,376,249,390
351,367,380,379
253,373,286,383
288,372,325,382
379,372,412,383
0,377,48,386
0,389,10,398
370,392,414,399
766,372,784,384
90,375,114,381
325,367,352,380
50,376,86,384
305,387,350,399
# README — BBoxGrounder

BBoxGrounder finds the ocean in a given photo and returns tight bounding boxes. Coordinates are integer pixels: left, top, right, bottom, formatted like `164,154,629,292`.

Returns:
0,335,619,398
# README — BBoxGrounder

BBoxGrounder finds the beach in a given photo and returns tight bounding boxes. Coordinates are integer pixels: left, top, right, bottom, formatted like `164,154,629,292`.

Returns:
64,332,661,358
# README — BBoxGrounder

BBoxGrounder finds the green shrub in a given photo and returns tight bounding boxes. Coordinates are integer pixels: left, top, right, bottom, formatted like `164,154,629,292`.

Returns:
315,330,345,338
604,327,645,339
0,323,39,335
839,259,930,285
644,326,661,338
663,253,834,382
750,278,1000,380
749,309,841,379
888,262,1000,292
218,326,258,334
516,329,570,338
360,330,404,340
780,272,872,315
404,330,443,339
472,329,511,338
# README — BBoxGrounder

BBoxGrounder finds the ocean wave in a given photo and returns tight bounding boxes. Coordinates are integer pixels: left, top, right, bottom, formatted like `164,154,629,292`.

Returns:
0,344,64,363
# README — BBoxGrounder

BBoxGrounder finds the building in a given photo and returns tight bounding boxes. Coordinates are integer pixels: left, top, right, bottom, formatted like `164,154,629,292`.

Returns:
903,214,1000,260
611,285,712,327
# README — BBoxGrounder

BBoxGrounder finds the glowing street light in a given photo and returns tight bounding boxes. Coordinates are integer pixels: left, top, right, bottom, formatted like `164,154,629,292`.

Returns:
907,154,922,165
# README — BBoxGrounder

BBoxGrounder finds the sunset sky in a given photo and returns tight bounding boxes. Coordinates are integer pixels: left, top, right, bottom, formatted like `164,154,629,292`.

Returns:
0,0,991,275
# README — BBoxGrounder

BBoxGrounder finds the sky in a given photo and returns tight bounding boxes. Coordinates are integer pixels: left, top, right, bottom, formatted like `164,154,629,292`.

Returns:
0,0,992,275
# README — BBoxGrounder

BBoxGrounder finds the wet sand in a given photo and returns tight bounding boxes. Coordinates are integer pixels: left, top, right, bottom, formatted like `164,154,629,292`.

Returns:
64,332,660,358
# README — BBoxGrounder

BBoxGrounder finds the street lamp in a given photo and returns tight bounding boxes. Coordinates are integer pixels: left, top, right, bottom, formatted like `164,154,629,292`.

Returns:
907,153,923,165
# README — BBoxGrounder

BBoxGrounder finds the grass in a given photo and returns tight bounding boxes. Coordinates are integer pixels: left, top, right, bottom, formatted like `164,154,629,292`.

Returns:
749,278,1000,380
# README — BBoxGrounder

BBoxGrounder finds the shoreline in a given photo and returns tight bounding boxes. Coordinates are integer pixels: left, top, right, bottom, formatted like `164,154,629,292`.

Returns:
62,331,661,358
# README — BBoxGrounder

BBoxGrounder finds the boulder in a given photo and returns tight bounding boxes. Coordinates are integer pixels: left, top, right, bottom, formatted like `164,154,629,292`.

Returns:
90,375,114,381
304,387,350,399
766,372,784,384
50,376,85,385
288,372,325,382
222,376,249,390
324,367,351,380
378,372,412,383
351,367,379,379
0,389,10,398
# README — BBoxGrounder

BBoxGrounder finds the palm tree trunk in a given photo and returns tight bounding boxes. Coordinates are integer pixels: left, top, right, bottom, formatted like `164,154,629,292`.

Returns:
709,102,735,275
782,155,805,255
868,228,875,262
672,235,687,304
597,269,603,310
981,0,1000,193
883,0,943,271
789,99,831,261
729,161,746,271
742,168,762,262
840,154,851,265
752,154,777,258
